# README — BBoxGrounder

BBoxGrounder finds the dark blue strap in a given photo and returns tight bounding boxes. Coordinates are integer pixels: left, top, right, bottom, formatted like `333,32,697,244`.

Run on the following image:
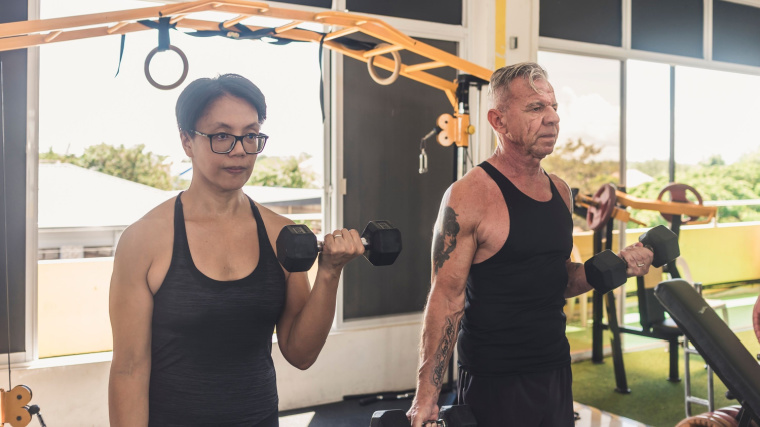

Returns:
114,34,125,77
319,33,326,122
137,17,177,51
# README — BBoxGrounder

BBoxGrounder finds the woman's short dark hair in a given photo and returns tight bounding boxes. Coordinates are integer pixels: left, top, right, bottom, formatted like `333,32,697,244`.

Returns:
175,74,267,132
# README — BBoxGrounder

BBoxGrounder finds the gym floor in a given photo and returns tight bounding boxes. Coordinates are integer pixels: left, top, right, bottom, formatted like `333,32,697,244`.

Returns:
278,392,646,426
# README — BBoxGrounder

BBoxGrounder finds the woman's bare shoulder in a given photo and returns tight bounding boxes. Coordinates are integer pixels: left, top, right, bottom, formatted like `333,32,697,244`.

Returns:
116,196,176,258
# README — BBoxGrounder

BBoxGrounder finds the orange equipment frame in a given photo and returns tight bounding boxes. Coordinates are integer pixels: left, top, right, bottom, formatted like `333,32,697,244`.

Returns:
0,0,493,147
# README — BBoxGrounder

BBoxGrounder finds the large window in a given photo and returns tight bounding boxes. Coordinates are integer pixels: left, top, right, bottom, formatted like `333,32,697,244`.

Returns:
38,0,326,357
673,66,760,223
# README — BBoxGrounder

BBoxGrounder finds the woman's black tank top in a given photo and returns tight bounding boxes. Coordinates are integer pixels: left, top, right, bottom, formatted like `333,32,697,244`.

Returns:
149,193,286,426
457,161,573,376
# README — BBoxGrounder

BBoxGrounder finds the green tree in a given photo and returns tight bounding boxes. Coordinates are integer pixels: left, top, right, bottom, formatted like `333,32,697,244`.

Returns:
248,153,318,188
41,143,174,190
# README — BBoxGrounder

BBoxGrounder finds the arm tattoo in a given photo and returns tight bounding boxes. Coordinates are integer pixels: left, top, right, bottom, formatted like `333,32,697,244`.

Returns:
433,207,460,274
431,317,457,387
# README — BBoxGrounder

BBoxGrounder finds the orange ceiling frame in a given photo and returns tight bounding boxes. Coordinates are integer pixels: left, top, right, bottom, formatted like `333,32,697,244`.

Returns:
0,0,493,111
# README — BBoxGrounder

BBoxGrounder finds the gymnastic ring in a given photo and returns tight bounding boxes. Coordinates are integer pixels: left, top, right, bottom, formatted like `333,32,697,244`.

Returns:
144,45,189,90
366,43,401,86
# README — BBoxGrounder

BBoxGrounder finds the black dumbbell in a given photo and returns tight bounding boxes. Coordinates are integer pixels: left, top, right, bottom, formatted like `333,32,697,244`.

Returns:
369,409,407,427
584,225,680,294
276,220,402,272
369,405,477,427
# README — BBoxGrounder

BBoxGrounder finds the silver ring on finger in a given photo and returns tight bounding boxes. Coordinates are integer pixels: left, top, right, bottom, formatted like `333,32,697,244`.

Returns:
636,262,645,267
334,233,343,238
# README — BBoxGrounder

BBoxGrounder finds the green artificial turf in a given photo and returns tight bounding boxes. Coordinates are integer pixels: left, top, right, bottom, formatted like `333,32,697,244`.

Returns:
571,329,760,427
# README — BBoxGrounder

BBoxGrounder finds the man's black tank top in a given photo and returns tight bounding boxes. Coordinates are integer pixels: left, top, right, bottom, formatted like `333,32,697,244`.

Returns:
457,161,573,376
149,193,286,426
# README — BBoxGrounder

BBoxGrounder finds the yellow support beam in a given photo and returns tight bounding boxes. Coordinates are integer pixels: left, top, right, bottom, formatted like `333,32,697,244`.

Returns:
495,0,506,69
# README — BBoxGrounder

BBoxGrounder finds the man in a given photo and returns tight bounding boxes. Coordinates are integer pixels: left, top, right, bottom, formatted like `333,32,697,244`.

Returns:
407,62,654,426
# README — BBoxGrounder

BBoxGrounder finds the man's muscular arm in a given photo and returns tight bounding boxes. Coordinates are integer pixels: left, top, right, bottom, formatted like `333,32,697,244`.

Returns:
565,261,593,298
408,186,478,427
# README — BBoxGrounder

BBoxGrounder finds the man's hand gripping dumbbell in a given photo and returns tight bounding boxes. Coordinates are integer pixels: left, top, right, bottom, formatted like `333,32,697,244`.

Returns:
585,225,680,293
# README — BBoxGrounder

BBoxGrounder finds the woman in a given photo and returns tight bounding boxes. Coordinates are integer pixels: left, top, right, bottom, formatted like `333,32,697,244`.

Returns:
108,74,363,426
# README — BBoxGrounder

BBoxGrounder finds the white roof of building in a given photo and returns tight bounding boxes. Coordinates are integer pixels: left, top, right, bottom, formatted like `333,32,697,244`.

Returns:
39,163,322,229
38,163,175,229
242,186,321,206
626,168,655,188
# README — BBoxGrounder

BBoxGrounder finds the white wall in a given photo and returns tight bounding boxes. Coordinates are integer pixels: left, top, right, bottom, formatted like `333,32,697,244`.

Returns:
274,322,423,410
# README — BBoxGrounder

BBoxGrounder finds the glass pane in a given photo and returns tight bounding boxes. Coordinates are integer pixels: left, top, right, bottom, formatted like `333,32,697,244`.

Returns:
538,51,621,210
713,0,760,67
38,0,326,357
674,66,760,223
539,0,622,46
625,60,672,228
347,0,461,25
631,0,703,58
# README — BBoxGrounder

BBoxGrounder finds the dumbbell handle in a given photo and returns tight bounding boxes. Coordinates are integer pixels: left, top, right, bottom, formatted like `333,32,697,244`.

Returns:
315,237,369,252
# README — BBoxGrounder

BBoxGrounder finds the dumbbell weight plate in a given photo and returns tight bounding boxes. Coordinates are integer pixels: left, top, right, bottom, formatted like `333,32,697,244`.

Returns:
658,183,704,224
276,224,319,272
362,221,402,267
440,404,478,427
369,409,409,427
586,184,617,231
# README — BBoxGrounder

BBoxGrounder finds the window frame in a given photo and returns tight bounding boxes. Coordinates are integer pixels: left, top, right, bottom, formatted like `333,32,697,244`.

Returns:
24,0,483,358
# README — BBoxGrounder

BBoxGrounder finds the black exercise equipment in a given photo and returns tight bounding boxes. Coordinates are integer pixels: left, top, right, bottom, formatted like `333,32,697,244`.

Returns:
369,405,477,427
655,279,760,427
584,225,680,294
369,409,407,427
276,220,402,272
588,215,685,392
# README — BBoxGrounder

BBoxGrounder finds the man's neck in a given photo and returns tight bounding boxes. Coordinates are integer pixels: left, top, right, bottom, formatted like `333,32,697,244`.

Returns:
489,144,544,180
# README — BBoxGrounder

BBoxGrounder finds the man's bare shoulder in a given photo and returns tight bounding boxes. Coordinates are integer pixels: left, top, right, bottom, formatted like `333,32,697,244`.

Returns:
437,167,496,234
447,167,495,209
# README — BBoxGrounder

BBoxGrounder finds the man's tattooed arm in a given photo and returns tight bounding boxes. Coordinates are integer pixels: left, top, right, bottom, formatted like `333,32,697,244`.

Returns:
433,206,460,274
430,316,459,387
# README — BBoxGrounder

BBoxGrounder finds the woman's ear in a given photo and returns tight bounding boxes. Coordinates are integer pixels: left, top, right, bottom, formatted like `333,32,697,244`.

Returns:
180,130,194,158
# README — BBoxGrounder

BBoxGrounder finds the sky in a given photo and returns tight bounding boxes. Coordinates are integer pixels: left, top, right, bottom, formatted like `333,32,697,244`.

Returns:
39,0,326,178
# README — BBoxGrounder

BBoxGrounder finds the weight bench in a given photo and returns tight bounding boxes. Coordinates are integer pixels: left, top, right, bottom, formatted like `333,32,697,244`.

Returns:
654,279,760,426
